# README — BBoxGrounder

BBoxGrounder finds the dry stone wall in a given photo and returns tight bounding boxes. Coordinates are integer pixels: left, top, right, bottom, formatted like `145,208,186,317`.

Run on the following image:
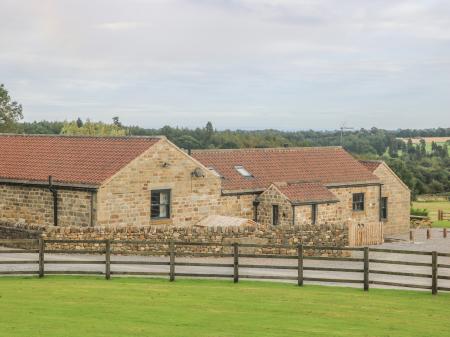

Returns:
0,221,348,256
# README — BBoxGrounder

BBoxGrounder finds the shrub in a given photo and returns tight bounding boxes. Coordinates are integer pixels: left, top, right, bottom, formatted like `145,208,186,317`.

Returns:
410,207,429,216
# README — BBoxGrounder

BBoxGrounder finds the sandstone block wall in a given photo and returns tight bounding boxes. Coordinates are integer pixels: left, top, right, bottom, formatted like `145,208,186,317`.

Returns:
0,184,94,227
256,184,381,228
96,139,223,227
373,163,411,235
257,185,293,226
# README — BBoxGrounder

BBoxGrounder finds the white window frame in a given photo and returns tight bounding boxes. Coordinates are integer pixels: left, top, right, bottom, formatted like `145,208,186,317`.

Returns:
234,165,252,177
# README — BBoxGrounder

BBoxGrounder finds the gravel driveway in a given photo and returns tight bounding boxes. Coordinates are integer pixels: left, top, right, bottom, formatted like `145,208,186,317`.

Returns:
1,228,449,291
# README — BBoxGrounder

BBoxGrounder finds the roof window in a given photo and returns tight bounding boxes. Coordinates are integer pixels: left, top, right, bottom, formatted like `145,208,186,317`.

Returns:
207,166,223,178
234,165,253,177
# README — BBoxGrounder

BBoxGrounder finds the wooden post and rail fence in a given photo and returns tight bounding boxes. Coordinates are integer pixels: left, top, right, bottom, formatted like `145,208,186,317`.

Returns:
437,210,450,221
1,239,450,295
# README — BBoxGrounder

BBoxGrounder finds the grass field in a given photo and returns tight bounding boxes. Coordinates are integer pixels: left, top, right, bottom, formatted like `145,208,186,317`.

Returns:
412,200,450,228
1,277,450,337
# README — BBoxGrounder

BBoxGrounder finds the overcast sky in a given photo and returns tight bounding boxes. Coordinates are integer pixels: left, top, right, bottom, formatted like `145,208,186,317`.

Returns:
1,0,450,130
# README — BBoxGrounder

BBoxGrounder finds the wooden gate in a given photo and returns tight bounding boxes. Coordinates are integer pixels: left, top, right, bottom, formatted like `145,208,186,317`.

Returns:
348,222,384,246
438,210,450,221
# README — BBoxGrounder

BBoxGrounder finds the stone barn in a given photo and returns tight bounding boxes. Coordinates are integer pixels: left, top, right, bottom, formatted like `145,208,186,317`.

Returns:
0,135,410,238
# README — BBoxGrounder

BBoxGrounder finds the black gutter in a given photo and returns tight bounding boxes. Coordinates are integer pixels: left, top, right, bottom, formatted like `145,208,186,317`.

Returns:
0,178,98,191
48,176,58,227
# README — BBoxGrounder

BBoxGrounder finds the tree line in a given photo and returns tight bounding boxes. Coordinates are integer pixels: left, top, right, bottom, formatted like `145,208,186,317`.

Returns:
1,83,449,199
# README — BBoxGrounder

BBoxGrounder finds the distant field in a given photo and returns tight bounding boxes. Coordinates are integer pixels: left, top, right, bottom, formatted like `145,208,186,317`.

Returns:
1,277,450,337
396,137,450,155
412,201,450,228
397,137,450,144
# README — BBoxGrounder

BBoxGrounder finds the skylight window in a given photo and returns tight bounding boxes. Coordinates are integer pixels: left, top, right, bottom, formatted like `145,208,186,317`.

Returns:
207,166,223,178
234,165,252,177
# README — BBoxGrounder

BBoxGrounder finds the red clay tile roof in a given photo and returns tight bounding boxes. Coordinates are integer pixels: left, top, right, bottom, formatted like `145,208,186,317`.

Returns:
274,182,339,204
359,160,382,172
0,135,161,186
192,147,379,192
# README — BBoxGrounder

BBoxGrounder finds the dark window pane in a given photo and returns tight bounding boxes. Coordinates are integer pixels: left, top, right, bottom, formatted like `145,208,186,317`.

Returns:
272,205,279,226
381,197,388,219
352,193,365,211
151,190,171,219
311,204,317,224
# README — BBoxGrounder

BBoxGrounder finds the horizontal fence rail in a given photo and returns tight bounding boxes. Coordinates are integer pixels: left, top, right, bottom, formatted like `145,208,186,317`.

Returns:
0,239,449,295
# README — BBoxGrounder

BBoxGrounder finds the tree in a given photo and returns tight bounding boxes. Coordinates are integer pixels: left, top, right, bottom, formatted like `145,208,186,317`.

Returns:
76,117,83,128
0,84,23,132
60,119,127,136
112,116,122,127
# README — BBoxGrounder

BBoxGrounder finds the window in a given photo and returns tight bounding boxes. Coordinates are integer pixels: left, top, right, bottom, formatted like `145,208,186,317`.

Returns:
207,166,223,178
381,197,388,220
311,204,318,224
272,205,279,226
151,190,171,219
234,165,252,177
352,193,365,211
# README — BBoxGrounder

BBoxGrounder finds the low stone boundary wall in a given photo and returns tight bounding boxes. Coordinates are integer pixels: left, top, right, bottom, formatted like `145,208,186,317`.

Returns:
0,221,348,256
410,216,432,228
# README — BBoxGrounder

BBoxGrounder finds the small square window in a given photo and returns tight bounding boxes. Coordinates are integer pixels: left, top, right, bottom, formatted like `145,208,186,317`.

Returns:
151,190,171,219
352,193,365,211
234,165,252,177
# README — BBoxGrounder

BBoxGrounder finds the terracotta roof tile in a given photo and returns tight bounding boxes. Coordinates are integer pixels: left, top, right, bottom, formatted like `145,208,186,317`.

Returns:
359,160,382,172
0,135,161,186
274,182,338,204
193,147,379,191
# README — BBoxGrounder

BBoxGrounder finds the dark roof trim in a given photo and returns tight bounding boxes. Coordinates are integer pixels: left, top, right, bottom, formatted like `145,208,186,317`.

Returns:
0,178,99,191
325,181,382,188
291,199,339,206
221,189,263,196
221,181,381,195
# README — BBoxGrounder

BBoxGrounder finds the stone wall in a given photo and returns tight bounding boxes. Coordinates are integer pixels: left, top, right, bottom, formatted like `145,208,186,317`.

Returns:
218,194,255,219
96,139,223,227
373,163,411,235
0,184,94,226
257,185,293,226
256,184,381,228
410,216,432,228
0,221,349,255
327,185,380,226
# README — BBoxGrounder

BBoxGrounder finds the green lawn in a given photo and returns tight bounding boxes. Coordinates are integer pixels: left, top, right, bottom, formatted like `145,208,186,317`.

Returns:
1,277,450,337
412,200,450,228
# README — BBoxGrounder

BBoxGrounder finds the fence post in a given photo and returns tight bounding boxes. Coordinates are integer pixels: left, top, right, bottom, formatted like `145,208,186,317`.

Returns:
444,228,447,239
432,251,438,295
438,210,442,221
410,230,414,242
105,240,111,280
427,228,431,240
38,237,45,278
297,244,303,286
169,241,175,282
233,242,239,283
363,247,369,291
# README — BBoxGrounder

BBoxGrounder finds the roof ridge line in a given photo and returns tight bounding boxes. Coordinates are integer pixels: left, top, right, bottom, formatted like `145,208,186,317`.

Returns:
192,146,343,153
0,133,165,140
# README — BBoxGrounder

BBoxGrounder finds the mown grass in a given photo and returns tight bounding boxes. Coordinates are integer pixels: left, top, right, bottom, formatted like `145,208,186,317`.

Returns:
0,276,450,337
